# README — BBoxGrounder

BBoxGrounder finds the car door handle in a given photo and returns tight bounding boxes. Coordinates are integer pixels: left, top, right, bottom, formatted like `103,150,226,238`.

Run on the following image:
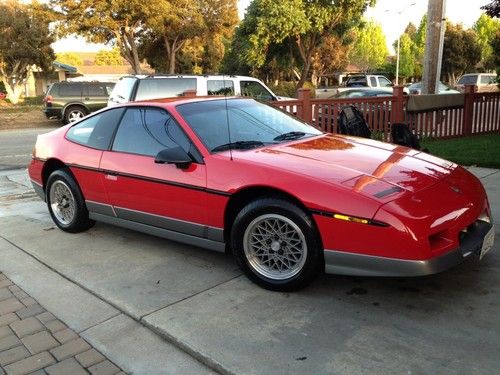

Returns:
105,174,118,181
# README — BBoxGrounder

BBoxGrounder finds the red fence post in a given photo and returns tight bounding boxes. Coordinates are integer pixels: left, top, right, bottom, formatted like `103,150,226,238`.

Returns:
462,85,475,136
297,88,312,124
391,86,405,124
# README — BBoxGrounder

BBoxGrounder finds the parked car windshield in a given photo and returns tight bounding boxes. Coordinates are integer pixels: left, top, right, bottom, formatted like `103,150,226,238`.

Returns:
176,98,322,152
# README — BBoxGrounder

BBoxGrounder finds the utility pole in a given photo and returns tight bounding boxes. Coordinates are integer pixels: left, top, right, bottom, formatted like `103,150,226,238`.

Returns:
422,0,447,94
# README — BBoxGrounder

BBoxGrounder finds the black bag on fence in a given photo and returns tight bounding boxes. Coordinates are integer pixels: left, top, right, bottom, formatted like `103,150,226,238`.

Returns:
338,106,372,139
390,123,424,150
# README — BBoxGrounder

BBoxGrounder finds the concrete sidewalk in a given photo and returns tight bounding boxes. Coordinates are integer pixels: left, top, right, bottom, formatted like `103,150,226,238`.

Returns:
0,167,499,374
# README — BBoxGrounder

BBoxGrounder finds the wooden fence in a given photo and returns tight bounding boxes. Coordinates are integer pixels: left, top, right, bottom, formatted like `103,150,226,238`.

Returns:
271,85,500,140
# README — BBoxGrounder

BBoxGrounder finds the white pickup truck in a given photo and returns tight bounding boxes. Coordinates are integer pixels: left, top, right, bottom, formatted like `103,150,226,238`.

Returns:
316,74,399,99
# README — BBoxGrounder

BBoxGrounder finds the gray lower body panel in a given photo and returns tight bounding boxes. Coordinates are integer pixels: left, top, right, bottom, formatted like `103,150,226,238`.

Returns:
86,201,226,253
324,220,492,277
31,180,45,201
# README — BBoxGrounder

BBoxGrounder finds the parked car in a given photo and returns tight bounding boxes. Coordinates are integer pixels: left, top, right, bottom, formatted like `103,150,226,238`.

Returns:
107,75,293,106
455,73,498,93
316,75,409,98
28,97,495,291
329,88,393,99
43,81,115,124
408,81,460,95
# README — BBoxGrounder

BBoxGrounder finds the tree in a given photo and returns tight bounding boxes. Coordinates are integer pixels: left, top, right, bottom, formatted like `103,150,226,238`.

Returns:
482,0,500,17
94,48,123,65
412,15,427,78
351,20,389,72
394,33,415,81
238,0,372,88
473,14,500,70
146,0,206,74
52,0,156,74
311,34,352,85
0,0,55,104
442,23,482,85
55,52,82,66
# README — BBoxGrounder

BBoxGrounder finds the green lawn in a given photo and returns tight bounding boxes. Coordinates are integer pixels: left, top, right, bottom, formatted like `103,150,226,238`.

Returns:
422,134,500,169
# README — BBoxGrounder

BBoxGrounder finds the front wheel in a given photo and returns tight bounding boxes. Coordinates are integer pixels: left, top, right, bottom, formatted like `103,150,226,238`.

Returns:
231,198,323,291
46,169,94,233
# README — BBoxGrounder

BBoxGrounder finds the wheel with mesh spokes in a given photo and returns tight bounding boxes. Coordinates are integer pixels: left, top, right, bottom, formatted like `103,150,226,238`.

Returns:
46,168,94,233
231,198,322,291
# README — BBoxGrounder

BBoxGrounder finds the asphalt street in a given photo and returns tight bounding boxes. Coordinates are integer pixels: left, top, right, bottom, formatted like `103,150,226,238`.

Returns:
0,127,58,171
0,166,499,375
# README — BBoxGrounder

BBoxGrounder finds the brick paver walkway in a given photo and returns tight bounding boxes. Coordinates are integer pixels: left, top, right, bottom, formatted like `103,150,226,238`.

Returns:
0,273,125,375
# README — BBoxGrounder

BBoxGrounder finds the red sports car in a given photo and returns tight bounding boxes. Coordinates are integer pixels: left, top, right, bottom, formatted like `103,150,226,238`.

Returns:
28,97,495,290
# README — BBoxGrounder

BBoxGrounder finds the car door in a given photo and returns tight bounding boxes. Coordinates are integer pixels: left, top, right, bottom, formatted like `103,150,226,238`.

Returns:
99,106,209,238
64,107,126,205
84,83,111,113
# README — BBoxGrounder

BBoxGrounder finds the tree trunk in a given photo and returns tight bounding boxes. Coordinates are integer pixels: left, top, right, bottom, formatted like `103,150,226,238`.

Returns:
2,79,24,104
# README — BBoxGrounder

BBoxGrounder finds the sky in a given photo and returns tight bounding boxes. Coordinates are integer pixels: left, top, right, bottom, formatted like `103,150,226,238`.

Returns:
52,0,491,54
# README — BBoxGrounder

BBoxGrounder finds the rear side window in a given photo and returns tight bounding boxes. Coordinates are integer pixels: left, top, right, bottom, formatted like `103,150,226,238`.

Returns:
59,83,82,97
112,107,190,157
86,83,114,97
207,80,234,95
480,75,495,84
346,76,367,87
135,78,197,101
66,108,125,150
369,77,377,87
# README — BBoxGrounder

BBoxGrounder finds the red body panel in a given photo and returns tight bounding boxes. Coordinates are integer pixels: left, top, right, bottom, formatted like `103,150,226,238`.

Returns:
28,98,490,265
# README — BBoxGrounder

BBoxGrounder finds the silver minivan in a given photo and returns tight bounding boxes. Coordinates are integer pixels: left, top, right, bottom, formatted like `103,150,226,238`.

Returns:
108,75,294,106
456,73,498,93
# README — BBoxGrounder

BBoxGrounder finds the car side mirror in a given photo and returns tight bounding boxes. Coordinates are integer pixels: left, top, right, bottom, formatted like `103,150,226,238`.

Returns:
154,147,192,169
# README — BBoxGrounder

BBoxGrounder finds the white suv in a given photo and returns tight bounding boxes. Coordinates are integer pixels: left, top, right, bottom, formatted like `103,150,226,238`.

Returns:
108,75,293,106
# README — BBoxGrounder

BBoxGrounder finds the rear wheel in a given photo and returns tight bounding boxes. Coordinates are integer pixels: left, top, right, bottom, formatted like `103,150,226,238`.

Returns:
63,106,87,124
231,198,322,291
46,169,94,233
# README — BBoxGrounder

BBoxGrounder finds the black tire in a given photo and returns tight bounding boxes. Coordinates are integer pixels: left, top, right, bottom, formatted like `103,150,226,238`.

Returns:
46,169,94,233
231,198,323,291
63,106,87,124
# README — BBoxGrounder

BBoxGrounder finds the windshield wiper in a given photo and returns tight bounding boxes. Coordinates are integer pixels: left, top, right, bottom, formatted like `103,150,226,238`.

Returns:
212,140,265,152
273,131,307,142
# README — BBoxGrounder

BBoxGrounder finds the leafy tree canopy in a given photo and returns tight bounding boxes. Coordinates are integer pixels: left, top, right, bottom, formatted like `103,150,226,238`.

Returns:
55,52,82,66
238,0,373,88
473,13,500,69
0,0,55,104
442,22,482,85
482,0,500,17
94,48,123,65
351,19,388,72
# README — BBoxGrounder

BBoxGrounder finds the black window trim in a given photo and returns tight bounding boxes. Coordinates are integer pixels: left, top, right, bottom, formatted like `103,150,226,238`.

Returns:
108,105,204,164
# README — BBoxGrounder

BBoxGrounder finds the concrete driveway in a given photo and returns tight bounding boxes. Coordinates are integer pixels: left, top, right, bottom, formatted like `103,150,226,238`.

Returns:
1,167,499,374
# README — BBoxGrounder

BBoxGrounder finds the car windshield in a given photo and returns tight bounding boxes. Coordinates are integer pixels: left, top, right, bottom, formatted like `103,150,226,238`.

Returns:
176,98,322,153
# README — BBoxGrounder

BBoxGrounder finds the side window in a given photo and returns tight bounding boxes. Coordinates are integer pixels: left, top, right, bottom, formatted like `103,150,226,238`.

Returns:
66,108,125,150
207,80,234,95
87,83,108,97
240,81,273,101
369,77,377,87
378,77,392,87
135,78,197,101
481,75,495,84
59,83,82,97
112,107,190,157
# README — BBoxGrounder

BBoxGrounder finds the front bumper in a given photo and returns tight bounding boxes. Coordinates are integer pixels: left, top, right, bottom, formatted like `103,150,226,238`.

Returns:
324,220,494,277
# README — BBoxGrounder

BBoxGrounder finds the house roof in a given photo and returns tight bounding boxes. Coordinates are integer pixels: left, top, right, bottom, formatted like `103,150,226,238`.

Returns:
77,65,154,75
53,61,78,73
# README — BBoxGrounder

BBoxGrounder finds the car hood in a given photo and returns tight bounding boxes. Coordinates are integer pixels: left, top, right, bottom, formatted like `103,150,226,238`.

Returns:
233,134,457,200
